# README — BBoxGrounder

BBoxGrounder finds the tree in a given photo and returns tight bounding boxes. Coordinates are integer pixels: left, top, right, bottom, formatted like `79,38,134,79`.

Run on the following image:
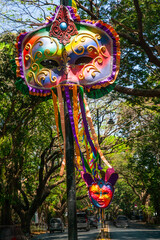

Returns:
0,33,66,233
104,102,160,222
45,173,89,224
11,137,65,233
1,0,160,229
127,113,160,221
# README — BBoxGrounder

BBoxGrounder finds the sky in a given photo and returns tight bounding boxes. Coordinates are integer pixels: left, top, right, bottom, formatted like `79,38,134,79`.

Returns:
0,0,60,34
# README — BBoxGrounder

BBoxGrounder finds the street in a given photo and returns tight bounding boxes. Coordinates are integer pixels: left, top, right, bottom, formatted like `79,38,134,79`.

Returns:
31,226,100,240
109,220,160,240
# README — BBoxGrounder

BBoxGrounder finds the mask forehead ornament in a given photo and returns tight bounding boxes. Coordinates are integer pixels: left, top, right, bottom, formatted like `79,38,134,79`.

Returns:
49,6,78,45
15,5,120,98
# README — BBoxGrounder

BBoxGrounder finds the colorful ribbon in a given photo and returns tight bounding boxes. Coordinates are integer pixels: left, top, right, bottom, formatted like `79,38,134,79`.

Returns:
57,85,66,176
79,87,97,157
73,85,81,169
51,84,112,178
83,97,112,168
64,86,86,172
51,89,62,153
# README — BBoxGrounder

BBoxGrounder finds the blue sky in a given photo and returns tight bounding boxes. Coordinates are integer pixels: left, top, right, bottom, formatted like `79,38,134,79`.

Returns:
0,0,60,33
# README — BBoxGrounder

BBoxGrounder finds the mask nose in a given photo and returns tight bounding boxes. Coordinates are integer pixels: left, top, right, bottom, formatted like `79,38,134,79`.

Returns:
99,190,103,198
63,63,71,75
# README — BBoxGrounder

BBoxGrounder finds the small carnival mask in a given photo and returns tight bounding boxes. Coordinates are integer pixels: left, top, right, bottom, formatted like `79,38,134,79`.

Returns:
16,5,120,97
82,168,118,208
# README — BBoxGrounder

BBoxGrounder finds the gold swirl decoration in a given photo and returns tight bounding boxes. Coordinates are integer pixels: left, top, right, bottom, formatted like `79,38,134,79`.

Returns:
24,36,59,86
100,46,108,58
93,56,103,65
27,68,57,87
25,36,59,64
87,45,99,56
71,33,101,56
61,49,71,74
79,57,102,80
71,32,108,80
25,43,31,51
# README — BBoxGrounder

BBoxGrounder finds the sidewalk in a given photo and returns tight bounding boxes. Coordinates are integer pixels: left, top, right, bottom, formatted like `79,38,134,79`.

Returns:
30,222,110,240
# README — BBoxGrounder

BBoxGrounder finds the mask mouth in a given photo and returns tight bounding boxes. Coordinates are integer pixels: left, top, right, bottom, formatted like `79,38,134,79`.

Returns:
97,200,105,204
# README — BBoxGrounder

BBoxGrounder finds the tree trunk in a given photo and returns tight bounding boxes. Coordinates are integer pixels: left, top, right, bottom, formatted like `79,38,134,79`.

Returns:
20,213,32,234
1,198,12,225
153,197,160,223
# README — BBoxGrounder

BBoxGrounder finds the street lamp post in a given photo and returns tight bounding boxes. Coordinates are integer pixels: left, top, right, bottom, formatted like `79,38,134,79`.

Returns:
60,1,77,239
64,97,77,240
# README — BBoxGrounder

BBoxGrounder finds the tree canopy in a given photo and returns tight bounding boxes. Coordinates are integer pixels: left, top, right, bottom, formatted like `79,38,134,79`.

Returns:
1,0,159,98
0,0,160,234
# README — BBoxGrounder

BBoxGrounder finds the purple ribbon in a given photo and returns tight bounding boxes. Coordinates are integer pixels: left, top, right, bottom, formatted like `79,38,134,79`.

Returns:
79,92,97,157
64,86,86,172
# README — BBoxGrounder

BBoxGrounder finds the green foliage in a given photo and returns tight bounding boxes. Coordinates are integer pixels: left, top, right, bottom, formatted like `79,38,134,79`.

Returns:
0,0,160,226
0,32,63,229
108,179,137,218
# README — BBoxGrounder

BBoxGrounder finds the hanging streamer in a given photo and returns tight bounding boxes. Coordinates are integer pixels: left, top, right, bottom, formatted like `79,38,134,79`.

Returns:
84,133,90,164
83,97,112,168
51,90,62,153
65,86,86,172
79,88,97,157
73,85,81,169
57,86,66,176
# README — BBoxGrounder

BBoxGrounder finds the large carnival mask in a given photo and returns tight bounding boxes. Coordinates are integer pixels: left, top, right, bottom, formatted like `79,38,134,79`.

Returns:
16,5,120,97
82,168,118,208
15,5,120,209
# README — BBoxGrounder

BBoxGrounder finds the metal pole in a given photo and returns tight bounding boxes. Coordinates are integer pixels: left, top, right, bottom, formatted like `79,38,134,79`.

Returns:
61,0,72,6
64,94,78,240
60,1,77,238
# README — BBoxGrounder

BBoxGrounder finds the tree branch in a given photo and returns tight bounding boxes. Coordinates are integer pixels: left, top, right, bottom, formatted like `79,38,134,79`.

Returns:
75,0,98,20
133,0,160,67
114,85,160,97
133,0,143,37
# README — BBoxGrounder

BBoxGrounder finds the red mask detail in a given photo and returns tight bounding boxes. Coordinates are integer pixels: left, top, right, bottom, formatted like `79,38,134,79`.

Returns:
49,6,78,45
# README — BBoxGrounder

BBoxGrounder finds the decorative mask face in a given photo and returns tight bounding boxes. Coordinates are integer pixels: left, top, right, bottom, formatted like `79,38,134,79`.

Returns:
89,179,114,208
16,5,120,97
81,168,118,209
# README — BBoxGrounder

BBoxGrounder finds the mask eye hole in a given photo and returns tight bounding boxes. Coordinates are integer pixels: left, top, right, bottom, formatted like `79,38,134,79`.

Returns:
75,56,93,66
40,59,59,68
103,191,109,195
94,192,99,195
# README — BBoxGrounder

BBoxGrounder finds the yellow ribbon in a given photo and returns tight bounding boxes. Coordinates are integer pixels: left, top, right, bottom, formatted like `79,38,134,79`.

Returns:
72,0,77,10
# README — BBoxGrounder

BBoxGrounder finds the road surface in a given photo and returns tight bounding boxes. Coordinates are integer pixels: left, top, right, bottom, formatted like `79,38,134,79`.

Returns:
31,225,100,240
109,220,160,240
